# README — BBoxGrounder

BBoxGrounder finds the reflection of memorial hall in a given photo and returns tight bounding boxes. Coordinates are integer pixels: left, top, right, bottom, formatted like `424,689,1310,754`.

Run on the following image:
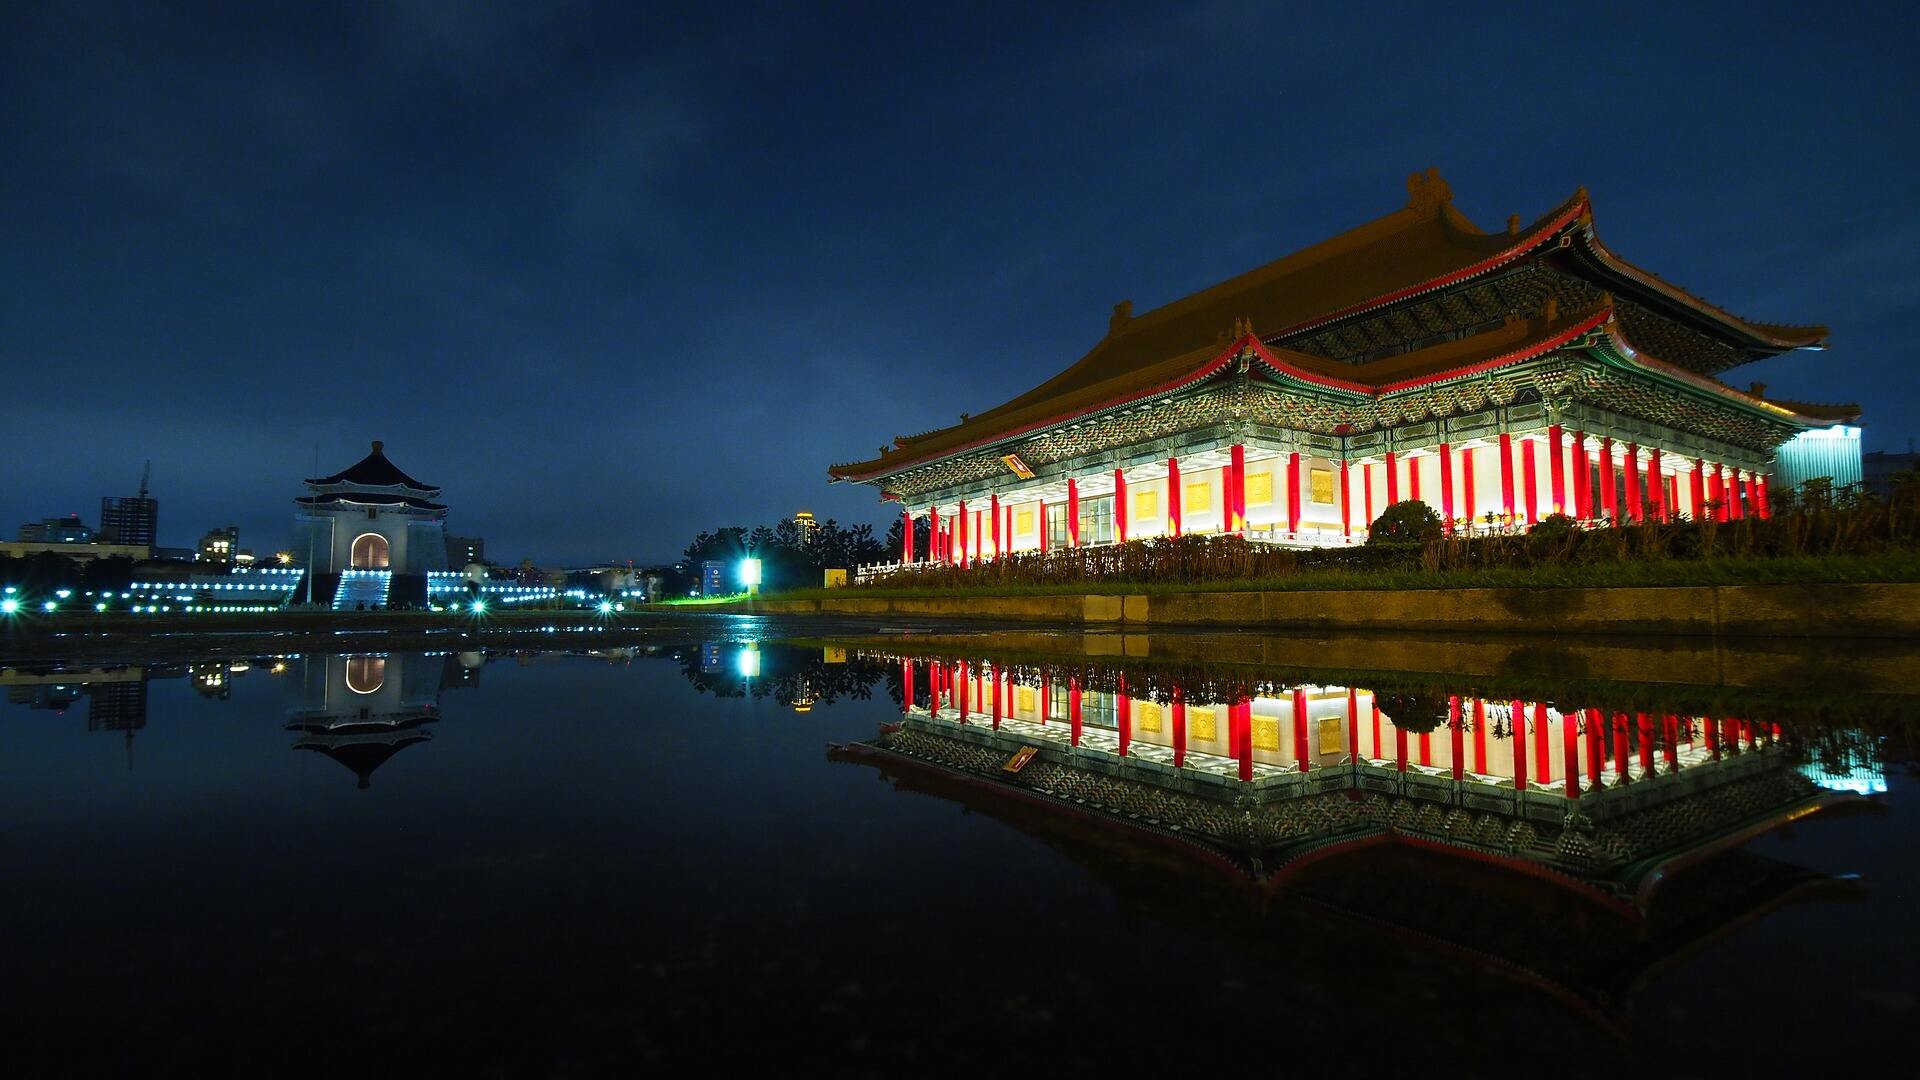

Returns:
873,656,1881,901
285,652,477,788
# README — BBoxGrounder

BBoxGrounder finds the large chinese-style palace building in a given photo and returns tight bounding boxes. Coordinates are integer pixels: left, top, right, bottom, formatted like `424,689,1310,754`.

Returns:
291,440,450,609
831,172,1860,560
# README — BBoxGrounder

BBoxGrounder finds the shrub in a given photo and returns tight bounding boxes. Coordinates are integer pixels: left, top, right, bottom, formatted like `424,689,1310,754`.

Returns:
1367,500,1443,546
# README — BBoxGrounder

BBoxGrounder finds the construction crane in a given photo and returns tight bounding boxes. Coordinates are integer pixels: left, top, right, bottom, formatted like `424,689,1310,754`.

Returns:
139,459,151,499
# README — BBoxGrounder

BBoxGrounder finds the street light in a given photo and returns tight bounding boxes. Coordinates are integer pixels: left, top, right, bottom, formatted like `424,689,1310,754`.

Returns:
739,558,763,595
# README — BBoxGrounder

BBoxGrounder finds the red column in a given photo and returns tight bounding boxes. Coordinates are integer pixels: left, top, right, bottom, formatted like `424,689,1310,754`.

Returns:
1408,452,1421,503
1548,424,1565,516
1448,695,1465,780
1069,678,1082,746
1418,729,1432,768
1114,468,1128,543
1171,687,1187,769
1287,452,1302,535
1571,431,1589,519
1394,723,1408,772
1066,479,1080,547
1599,438,1617,520
1385,450,1400,505
1373,703,1383,763
1690,459,1705,519
1647,448,1665,522
957,501,968,568
1364,461,1376,527
1624,443,1642,522
1563,707,1581,800
902,659,914,715
928,506,940,563
1522,438,1539,524
1167,458,1183,536
1472,698,1487,774
1511,700,1528,791
1340,458,1352,539
1037,674,1048,726
1705,712,1720,758
1292,687,1310,773
989,494,1000,559
1712,464,1728,521
1498,434,1515,523
1439,442,1455,532
1116,678,1131,757
902,508,914,564
1613,713,1631,780
1462,448,1477,530
1229,443,1247,534
1757,473,1772,519
1662,714,1680,772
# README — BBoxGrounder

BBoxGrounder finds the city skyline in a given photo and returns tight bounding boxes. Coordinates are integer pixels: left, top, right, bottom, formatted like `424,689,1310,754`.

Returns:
4,2,1913,564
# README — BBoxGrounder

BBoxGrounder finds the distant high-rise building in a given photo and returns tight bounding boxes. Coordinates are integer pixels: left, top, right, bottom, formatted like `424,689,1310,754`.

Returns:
446,534,485,567
196,526,239,564
100,496,157,546
18,514,95,544
100,460,159,547
793,510,819,545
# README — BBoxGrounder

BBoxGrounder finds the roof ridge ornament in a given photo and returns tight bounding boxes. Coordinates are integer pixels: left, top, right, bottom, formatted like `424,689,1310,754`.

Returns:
1108,299,1133,336
1405,167,1452,214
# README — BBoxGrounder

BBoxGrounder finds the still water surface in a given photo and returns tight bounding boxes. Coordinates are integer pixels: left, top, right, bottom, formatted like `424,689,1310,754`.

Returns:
2,633,1913,1076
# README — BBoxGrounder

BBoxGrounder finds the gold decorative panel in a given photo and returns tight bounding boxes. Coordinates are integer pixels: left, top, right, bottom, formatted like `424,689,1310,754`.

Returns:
1136,702,1161,732
1134,490,1158,521
1318,718,1344,755
1184,481,1212,512
1246,472,1273,505
1251,717,1281,751
1188,707,1217,742
1016,687,1035,712
1310,467,1335,504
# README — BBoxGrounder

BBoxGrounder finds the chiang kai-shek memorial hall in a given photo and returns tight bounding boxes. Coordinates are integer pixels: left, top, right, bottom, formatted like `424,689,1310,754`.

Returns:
831,171,1860,562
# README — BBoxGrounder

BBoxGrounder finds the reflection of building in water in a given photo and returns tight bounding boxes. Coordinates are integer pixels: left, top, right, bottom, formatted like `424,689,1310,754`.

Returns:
2,666,155,768
840,654,1886,1032
861,657,1879,898
284,653,477,789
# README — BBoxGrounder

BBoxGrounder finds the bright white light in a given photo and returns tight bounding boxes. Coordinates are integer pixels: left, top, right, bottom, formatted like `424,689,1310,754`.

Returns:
739,558,763,588
596,600,613,615
736,646,761,678
0,598,18,614
471,600,487,614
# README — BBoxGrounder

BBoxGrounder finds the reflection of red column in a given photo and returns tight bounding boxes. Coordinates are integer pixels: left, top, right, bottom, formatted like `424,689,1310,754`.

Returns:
1293,687,1310,773
902,659,914,716
1472,698,1487,774
1236,700,1253,782
1663,714,1680,771
1585,707,1603,786
1394,723,1408,773
1705,713,1720,758
990,666,1001,729
1563,709,1581,799
1510,700,1528,791
1637,712,1654,776
1068,678,1082,746
1348,688,1360,763
1116,677,1131,757
1613,712,1631,780
1534,702,1551,784
1372,703,1383,763
1171,687,1187,769
1114,468,1128,543
1037,674,1047,726
1448,695,1464,780
957,662,969,722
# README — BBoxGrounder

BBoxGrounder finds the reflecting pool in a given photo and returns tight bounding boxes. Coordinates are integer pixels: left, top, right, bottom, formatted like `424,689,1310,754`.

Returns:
2,631,1914,1074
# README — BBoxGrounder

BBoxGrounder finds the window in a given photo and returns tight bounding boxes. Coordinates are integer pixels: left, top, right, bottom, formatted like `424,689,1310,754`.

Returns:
1047,686,1116,728
1078,495,1114,545
1310,467,1335,505
1246,472,1274,505
1184,481,1211,513
1046,504,1070,548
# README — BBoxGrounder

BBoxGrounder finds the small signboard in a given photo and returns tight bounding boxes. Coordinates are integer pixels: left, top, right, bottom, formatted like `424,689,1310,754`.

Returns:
1003,745,1040,773
1001,453,1035,480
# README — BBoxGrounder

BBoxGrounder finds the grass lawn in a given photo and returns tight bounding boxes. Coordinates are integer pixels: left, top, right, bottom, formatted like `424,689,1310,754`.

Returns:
761,550,1920,601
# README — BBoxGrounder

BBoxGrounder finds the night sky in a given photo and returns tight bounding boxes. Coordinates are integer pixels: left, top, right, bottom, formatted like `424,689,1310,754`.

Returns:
4,2,1914,565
